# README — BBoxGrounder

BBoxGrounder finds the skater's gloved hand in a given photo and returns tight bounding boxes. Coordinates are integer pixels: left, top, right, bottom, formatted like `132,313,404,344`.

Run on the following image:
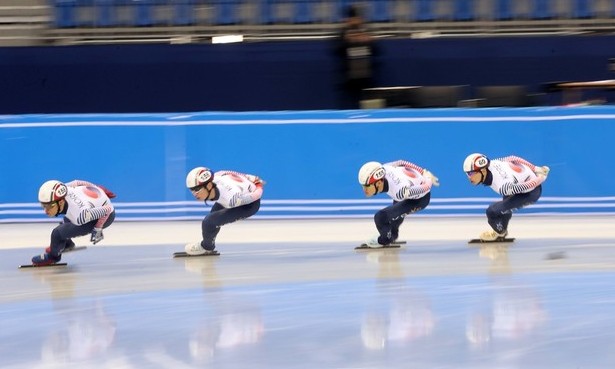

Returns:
90,228,104,244
535,165,550,177
423,169,440,187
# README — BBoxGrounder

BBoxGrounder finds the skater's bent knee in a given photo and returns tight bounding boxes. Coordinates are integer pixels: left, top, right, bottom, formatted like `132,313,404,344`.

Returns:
374,210,389,224
485,205,500,218
50,227,66,242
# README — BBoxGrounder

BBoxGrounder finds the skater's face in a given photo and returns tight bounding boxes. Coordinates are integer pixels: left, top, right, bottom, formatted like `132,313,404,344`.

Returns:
466,170,484,185
362,180,381,197
41,200,61,217
190,182,214,201
190,185,207,200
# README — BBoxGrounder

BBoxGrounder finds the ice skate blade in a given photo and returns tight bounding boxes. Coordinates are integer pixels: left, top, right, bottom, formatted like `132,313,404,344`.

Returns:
19,263,68,269
354,241,406,250
468,237,515,244
64,246,87,253
173,251,220,258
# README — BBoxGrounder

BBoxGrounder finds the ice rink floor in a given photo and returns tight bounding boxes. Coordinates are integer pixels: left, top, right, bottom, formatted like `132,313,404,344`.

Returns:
2,216,615,368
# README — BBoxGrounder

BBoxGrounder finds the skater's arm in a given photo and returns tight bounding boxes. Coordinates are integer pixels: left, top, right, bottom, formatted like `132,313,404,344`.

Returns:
66,179,95,188
65,180,116,198
386,160,424,172
218,171,266,186
229,185,263,207
498,156,537,171
388,160,439,187
499,176,545,196
75,204,114,226
395,182,432,201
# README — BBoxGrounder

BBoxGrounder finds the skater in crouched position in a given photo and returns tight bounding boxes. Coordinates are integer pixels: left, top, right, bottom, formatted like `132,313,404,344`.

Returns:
185,167,264,255
358,160,439,248
33,179,116,266
463,153,549,241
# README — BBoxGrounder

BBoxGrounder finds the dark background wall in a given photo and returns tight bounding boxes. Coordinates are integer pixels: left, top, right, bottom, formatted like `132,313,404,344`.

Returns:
2,34,615,114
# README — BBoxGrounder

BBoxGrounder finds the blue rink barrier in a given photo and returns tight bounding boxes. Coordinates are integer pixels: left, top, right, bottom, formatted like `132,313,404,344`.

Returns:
1,107,614,222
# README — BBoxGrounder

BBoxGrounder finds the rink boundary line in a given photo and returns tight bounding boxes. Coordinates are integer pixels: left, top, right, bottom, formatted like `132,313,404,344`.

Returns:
4,196,615,208
3,204,615,218
1,212,614,224
4,114,615,128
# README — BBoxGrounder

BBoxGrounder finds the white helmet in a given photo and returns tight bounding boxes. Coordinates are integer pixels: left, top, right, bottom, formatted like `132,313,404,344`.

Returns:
186,167,214,189
463,153,490,172
38,180,68,203
358,161,386,186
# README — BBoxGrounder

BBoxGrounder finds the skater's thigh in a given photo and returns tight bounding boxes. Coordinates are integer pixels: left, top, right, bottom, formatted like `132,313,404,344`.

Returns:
384,193,430,218
55,221,93,239
497,186,542,212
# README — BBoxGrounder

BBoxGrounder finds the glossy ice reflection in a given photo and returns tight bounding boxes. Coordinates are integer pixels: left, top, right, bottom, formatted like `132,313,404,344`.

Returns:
1,238,615,368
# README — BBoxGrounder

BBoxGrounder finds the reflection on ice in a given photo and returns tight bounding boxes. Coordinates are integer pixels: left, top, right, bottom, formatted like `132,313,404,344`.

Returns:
2,237,615,368
12,268,121,368
467,243,548,352
41,300,117,364
361,250,435,350
182,255,265,360
466,281,548,349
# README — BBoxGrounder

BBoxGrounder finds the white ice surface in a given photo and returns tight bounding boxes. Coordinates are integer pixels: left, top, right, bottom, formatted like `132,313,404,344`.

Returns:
2,215,613,249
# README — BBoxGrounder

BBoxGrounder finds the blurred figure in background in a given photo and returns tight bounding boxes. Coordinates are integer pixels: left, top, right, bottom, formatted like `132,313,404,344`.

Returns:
336,4,378,109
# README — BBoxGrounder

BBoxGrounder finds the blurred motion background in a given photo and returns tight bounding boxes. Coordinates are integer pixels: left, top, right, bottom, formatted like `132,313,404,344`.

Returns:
3,0,615,113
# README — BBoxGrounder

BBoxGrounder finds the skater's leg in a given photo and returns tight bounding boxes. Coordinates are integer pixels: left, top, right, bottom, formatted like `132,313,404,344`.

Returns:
101,210,116,229
374,193,430,245
200,200,261,250
48,212,114,253
34,221,93,265
486,186,542,233
49,222,94,256
389,204,406,242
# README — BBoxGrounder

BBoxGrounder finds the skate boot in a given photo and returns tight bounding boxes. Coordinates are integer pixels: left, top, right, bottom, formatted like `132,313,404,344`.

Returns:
364,236,384,249
479,229,508,242
185,242,217,256
32,252,61,266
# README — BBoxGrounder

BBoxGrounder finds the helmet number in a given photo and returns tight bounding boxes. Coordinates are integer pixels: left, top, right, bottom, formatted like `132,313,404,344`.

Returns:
475,157,488,168
54,184,67,198
197,170,212,184
371,168,385,181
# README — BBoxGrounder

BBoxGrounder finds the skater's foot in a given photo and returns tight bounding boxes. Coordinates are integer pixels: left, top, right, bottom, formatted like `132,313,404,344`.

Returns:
185,242,217,256
32,252,61,266
479,229,508,242
364,236,384,249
